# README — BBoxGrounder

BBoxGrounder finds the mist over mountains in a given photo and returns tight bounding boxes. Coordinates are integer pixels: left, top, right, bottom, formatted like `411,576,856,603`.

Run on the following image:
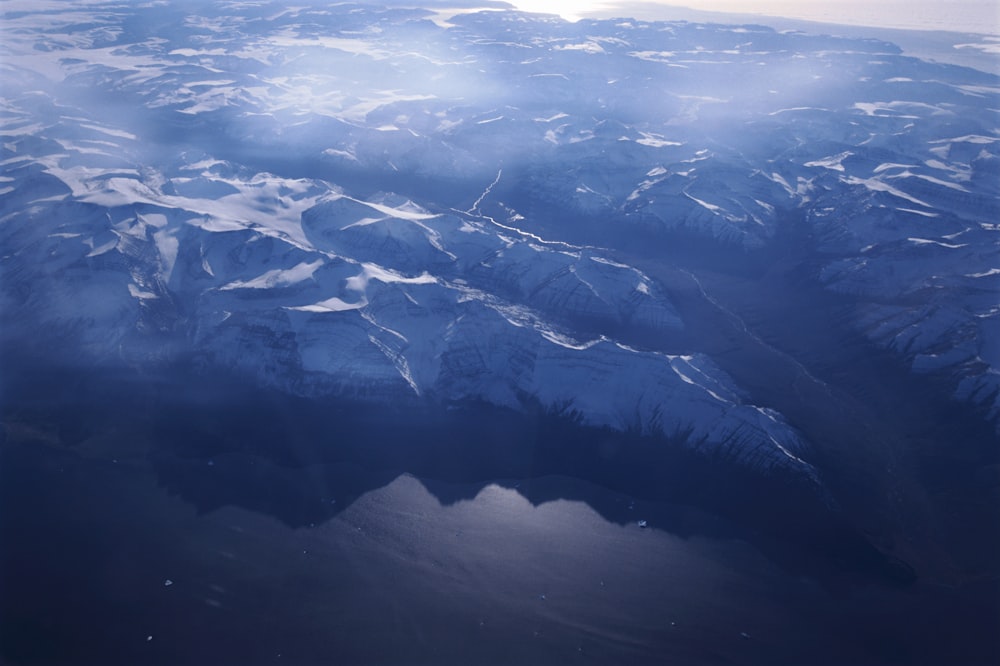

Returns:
1,4,999,660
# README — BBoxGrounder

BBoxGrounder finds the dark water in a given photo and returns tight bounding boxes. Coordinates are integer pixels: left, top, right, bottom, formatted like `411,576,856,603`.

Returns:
476,191,1000,587
3,199,999,664
1,368,999,665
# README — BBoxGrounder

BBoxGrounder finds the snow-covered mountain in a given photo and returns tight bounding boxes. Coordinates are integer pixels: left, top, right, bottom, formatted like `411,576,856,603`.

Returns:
1,1,997,489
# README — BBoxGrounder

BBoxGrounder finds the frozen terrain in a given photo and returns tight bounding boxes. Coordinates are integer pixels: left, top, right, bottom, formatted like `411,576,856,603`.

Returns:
0,0,997,568
2,3,1000,665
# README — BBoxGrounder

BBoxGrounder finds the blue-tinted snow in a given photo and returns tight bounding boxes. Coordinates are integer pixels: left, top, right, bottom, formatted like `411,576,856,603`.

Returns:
1,0,998,474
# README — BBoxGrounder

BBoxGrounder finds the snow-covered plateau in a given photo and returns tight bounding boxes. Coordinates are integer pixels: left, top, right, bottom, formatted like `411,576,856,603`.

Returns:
1,1,998,491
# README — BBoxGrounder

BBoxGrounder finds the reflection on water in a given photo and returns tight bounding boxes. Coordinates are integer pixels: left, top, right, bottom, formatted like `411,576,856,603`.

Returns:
1,435,998,665
0,361,998,664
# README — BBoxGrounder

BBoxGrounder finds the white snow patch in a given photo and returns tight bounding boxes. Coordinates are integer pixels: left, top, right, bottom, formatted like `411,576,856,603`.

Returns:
128,284,157,299
930,135,1000,145
628,50,677,62
340,217,385,230
340,195,436,222
907,237,967,249
86,237,118,257
636,132,682,148
804,152,851,172
874,162,917,173
78,124,137,140
669,358,728,404
767,172,794,195
684,192,722,213
555,42,605,54
842,176,932,208
767,106,827,115
345,264,437,292
534,112,569,122
322,148,358,162
220,259,324,290
897,207,939,217
287,296,366,313
589,255,633,269
887,171,969,192
966,268,1000,278
539,329,603,351
153,229,178,282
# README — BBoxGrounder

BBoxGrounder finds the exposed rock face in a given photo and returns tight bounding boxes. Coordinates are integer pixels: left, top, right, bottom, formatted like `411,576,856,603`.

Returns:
1,1,997,491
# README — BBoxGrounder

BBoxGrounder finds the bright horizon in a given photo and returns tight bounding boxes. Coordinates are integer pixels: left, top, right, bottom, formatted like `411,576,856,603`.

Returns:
507,0,1000,35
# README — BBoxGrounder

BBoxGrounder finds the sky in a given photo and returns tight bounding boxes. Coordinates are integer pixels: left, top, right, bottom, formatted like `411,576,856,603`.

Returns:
506,0,1000,35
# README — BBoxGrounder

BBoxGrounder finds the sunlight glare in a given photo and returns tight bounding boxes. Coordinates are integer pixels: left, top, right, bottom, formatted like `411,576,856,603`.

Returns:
506,0,615,22
507,0,1000,34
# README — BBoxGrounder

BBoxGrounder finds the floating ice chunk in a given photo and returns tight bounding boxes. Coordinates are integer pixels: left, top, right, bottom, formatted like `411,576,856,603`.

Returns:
740,632,751,640
637,520,648,528
164,579,173,587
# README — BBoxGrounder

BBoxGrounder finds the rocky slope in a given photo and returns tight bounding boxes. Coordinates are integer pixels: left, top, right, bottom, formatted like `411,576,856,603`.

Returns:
2,1,998,490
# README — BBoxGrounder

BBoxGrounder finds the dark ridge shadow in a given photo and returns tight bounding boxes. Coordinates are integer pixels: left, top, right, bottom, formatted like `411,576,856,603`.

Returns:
473,185,1000,584
1,351,917,590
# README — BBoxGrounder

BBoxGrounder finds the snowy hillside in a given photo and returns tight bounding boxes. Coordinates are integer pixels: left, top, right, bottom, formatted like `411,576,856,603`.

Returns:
1,1,998,486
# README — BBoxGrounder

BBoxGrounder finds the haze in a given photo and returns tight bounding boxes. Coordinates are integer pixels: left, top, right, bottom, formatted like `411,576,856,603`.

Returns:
510,0,1000,35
